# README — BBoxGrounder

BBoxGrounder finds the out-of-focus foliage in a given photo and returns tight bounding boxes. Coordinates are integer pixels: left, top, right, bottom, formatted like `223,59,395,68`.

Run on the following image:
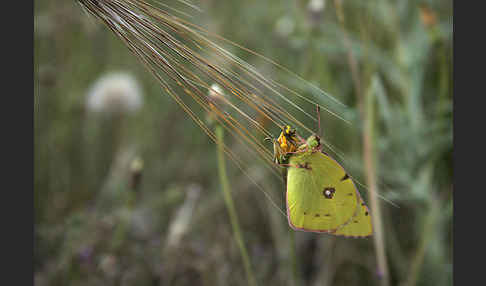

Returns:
34,0,452,286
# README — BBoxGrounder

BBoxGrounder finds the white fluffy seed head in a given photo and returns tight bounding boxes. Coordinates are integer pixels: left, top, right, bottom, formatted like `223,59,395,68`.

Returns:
86,72,143,114
308,0,326,25
308,0,326,13
208,83,224,99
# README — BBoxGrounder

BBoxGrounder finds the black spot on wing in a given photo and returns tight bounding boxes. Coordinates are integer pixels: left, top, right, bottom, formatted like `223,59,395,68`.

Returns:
341,173,350,181
323,187,336,199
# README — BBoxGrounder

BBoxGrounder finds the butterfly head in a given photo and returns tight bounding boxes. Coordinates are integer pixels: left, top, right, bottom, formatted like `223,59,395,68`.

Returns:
306,135,321,149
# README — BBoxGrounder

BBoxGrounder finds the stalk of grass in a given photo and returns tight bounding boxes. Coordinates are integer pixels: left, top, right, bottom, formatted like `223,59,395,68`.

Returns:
363,78,389,286
334,0,363,110
107,150,138,252
288,229,300,286
215,125,258,286
333,1,390,284
404,196,440,286
280,168,300,286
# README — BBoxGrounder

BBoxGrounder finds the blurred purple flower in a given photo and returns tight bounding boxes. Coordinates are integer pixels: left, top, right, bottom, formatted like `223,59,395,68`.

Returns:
78,246,93,263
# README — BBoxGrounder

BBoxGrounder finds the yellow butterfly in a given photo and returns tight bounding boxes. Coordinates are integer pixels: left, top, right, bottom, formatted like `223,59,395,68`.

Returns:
274,129,372,237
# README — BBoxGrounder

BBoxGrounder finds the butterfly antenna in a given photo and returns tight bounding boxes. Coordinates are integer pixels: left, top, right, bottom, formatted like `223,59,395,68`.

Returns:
316,104,322,137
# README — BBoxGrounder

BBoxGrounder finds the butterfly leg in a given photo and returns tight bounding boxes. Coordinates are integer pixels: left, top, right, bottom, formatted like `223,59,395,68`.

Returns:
277,162,312,170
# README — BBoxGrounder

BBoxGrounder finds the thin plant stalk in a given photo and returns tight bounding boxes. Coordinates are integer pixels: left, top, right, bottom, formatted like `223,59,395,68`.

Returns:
334,1,390,284
364,82,389,286
288,229,300,286
215,126,258,286
334,0,363,111
404,197,440,286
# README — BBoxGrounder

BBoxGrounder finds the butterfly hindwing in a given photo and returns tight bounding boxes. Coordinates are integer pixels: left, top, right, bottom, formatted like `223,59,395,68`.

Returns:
334,194,373,237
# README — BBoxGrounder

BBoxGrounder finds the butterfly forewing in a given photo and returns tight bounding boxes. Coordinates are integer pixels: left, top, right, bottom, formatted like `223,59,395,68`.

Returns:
286,151,360,233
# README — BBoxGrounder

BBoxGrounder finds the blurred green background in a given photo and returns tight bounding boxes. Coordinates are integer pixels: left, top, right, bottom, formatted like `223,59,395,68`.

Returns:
34,0,452,285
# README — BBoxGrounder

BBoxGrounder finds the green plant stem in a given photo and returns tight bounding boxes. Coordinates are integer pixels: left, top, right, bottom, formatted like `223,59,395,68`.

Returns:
364,80,389,286
215,126,257,286
111,186,136,252
334,1,390,284
334,0,364,112
288,229,300,286
404,198,440,286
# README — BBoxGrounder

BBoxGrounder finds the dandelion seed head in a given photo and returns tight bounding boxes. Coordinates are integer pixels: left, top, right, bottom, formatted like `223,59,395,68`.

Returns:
208,83,225,100
308,0,326,25
206,83,228,124
86,72,143,114
308,0,326,13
